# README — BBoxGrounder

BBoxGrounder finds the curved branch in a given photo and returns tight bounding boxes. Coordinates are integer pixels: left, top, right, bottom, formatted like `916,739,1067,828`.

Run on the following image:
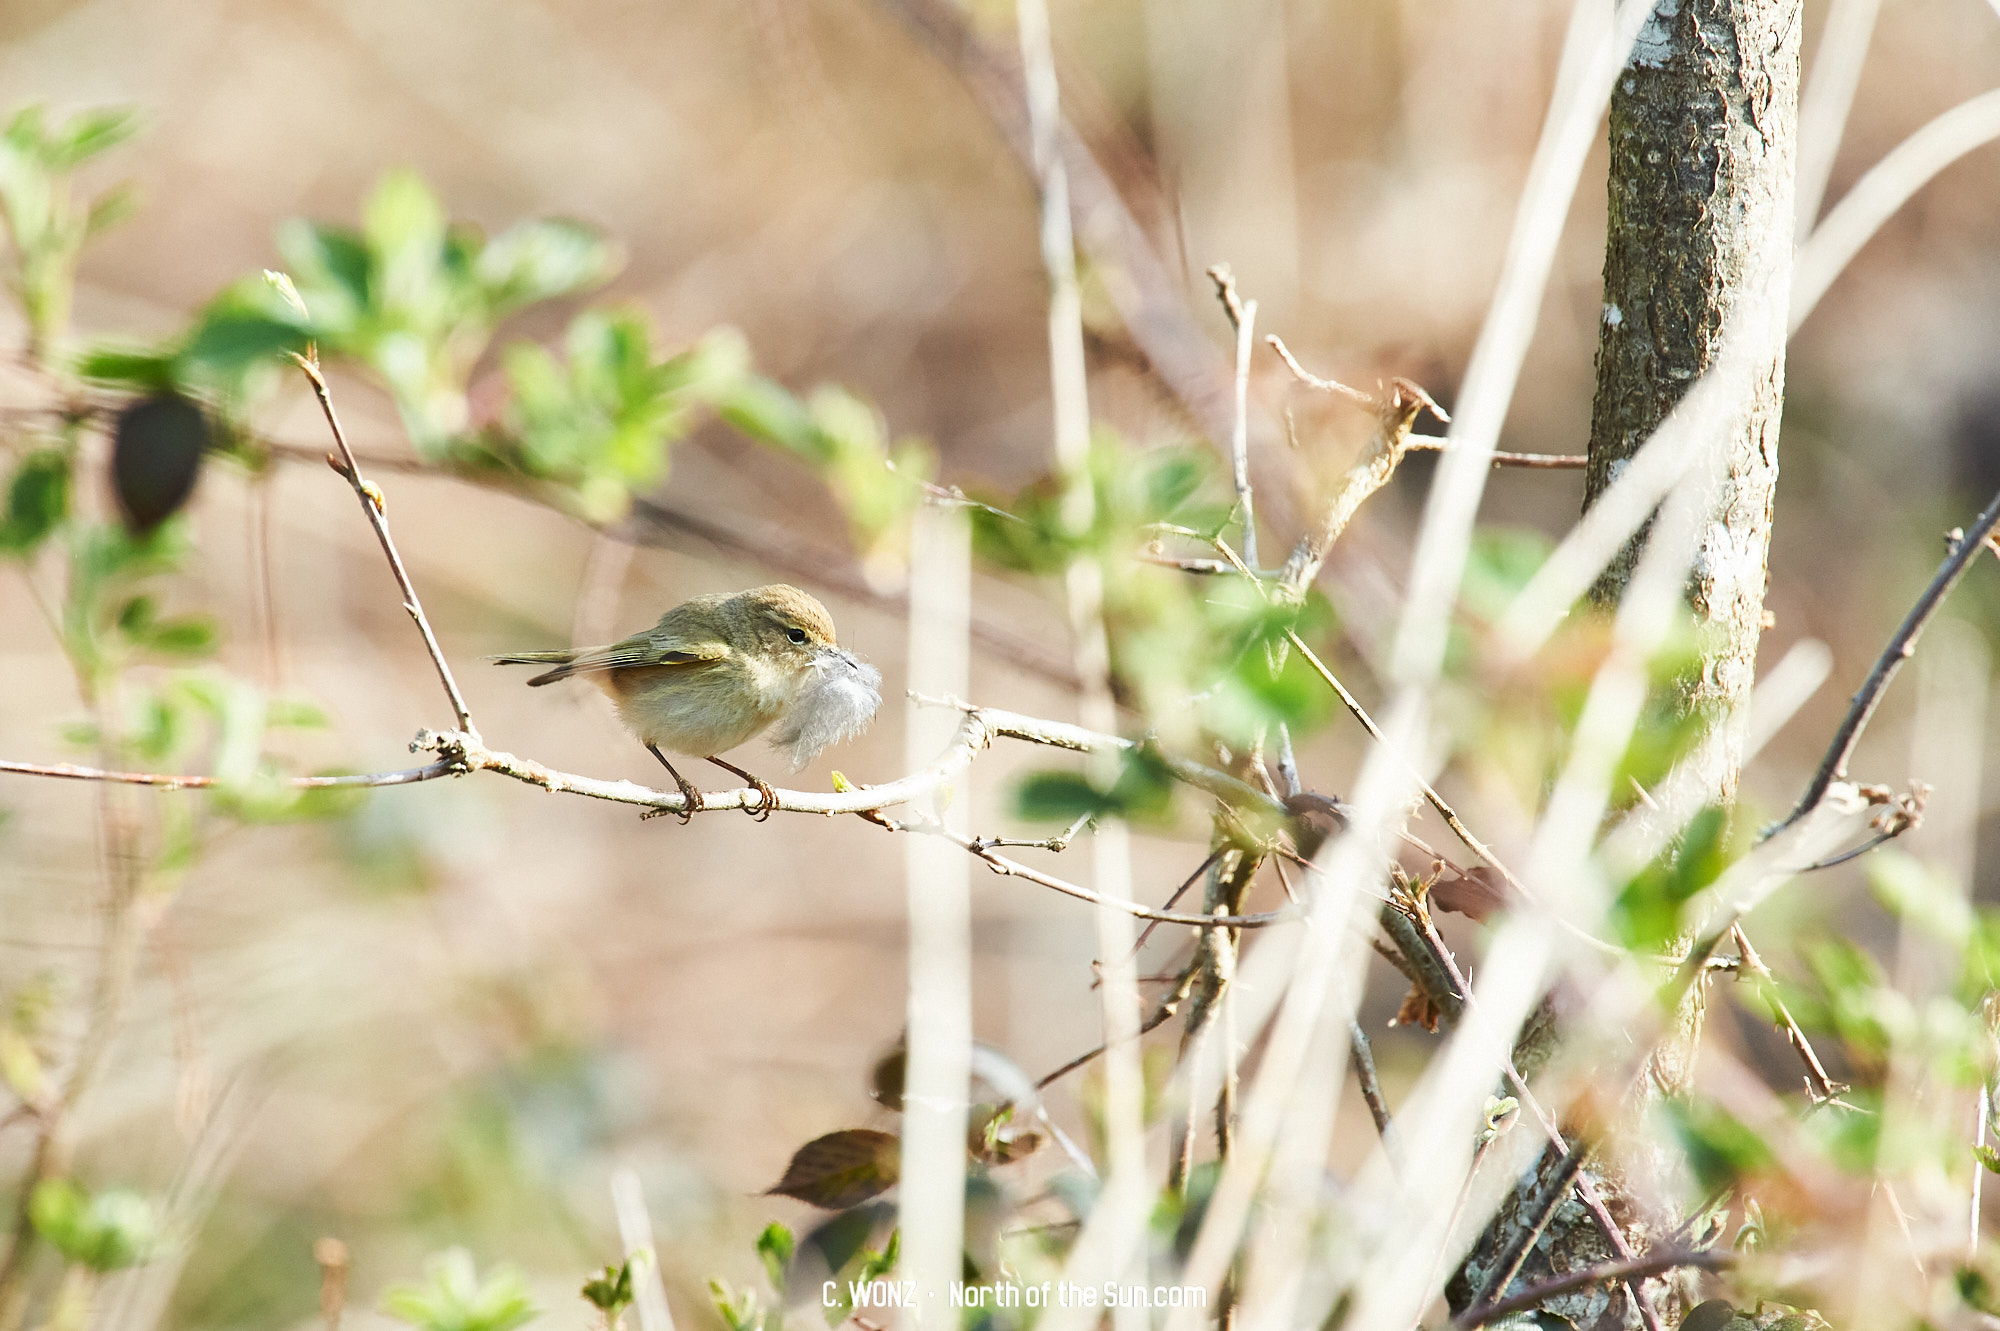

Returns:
413,712,992,817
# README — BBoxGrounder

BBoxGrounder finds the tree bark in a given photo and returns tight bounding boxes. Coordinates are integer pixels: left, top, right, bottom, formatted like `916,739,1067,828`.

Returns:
1451,1,1801,1327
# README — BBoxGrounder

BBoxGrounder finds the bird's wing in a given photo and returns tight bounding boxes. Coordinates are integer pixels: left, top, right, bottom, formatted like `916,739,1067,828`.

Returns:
572,629,728,674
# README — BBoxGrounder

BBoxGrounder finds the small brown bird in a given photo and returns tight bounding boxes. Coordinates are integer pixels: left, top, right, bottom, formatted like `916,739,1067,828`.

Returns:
492,584,882,819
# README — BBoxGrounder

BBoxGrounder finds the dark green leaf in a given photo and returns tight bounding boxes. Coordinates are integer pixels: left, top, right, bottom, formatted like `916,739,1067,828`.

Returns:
1678,1300,1736,1331
1014,749,1176,826
1611,805,1733,949
1664,1096,1775,1194
0,448,69,556
580,1260,634,1315
111,395,209,534
767,1129,900,1210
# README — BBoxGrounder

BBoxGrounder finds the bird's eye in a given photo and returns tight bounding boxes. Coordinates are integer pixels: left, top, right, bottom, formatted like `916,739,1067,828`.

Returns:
787,627,809,645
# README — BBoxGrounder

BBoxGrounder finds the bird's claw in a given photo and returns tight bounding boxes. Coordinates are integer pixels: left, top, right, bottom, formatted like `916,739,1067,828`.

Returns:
642,771,704,824
745,777,777,822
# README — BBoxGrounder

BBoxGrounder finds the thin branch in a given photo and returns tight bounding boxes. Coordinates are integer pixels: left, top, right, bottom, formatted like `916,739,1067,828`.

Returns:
1268,339,1441,600
1267,336,1585,471
410,715,1286,929
1468,1137,1592,1310
1208,263,1260,569
0,757,457,791
1347,1019,1399,1156
1407,436,1589,469
1774,487,2000,835
1453,1249,1732,1329
294,356,479,739
1731,924,1847,1105
1286,630,1537,908
1035,962,1200,1090
1399,896,1666,1331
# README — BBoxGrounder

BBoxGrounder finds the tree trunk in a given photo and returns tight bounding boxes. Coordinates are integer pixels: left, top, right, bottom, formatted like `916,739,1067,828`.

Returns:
1451,1,1802,1326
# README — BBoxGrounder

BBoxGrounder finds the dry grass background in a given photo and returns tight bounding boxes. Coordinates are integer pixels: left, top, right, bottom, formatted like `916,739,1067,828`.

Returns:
2,0,2000,1326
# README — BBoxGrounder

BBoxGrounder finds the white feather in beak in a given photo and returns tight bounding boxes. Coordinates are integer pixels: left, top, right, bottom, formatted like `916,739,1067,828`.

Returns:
772,649,883,770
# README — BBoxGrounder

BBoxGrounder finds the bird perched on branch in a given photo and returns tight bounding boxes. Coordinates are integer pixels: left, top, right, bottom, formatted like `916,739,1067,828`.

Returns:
492,584,882,820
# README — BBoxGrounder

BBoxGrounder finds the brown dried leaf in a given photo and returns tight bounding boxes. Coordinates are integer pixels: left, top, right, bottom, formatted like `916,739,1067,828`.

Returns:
1430,867,1516,923
1391,983,1441,1033
767,1129,901,1210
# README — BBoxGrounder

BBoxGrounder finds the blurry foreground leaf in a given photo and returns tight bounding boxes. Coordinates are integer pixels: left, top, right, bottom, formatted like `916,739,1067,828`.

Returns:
581,1257,635,1321
110,394,208,534
0,448,69,556
1015,748,1175,826
768,1129,900,1210
383,1249,535,1331
756,1222,793,1291
28,1180,156,1272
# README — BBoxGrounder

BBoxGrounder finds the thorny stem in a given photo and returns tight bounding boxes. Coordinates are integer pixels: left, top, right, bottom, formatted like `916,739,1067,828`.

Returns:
295,355,480,740
1731,923,1847,1104
1775,485,2000,835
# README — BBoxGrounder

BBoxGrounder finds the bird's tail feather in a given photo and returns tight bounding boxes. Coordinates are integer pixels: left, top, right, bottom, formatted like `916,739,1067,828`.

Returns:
489,650,581,687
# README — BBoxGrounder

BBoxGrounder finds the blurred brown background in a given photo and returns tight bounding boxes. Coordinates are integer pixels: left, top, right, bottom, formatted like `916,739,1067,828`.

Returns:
2,0,2000,1325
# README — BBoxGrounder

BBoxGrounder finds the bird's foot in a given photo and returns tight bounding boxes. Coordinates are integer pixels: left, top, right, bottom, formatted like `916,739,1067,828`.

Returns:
707,758,777,821
643,745,704,823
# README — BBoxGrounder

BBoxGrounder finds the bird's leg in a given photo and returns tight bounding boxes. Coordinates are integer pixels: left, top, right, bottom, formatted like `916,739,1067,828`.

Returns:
706,757,777,821
644,744,702,823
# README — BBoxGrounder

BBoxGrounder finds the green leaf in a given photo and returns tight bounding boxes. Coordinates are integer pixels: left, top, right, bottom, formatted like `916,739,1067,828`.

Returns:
47,108,138,169
0,448,69,556
28,1180,156,1272
476,217,614,314
1014,749,1176,826
1869,850,1971,949
756,1222,794,1291
766,1129,901,1210
139,614,219,658
383,1249,536,1331
1974,1144,2000,1175
1611,805,1733,949
110,394,209,534
581,1259,635,1316
1663,1097,1775,1195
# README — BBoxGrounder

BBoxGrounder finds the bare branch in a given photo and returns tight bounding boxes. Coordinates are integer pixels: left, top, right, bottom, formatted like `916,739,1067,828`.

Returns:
1454,1248,1732,1329
1730,924,1847,1105
294,356,479,739
1208,263,1261,569
1775,487,2000,835
0,757,456,791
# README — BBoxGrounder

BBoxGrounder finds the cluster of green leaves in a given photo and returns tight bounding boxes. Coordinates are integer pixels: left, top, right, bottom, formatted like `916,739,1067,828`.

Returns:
383,1249,535,1331
27,1180,157,1273
0,106,136,355
66,163,939,541
970,433,1336,822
